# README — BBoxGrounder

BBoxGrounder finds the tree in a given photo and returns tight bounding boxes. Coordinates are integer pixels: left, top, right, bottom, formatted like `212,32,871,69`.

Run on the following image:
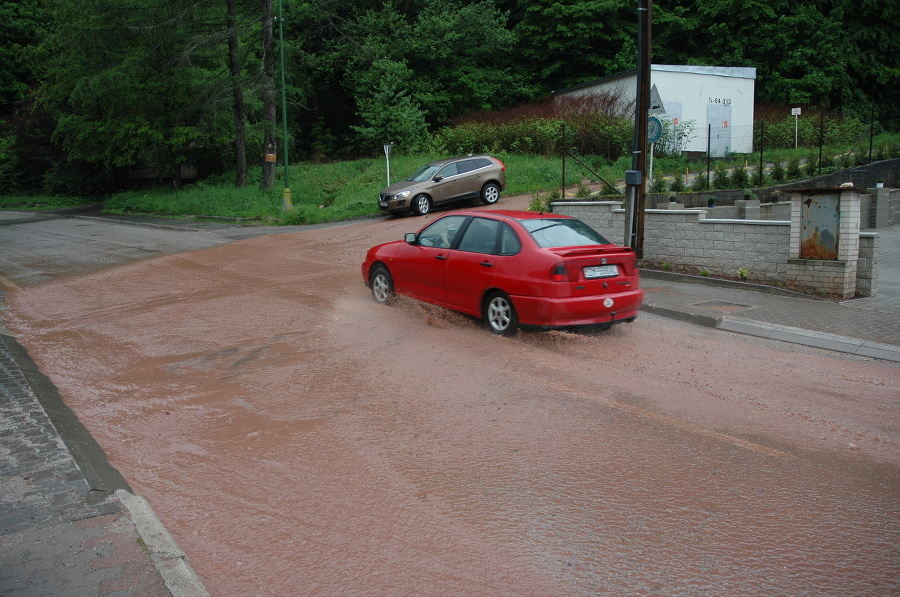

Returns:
510,0,635,92
228,0,248,187
260,0,276,189
40,0,234,187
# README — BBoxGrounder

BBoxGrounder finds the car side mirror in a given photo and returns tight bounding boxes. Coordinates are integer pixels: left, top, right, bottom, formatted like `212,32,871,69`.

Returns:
432,175,443,182
404,233,417,244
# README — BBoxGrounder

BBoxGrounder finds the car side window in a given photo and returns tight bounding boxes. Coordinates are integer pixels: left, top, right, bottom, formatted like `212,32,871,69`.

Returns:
456,160,476,174
457,217,500,254
417,215,467,248
498,223,522,255
438,163,458,178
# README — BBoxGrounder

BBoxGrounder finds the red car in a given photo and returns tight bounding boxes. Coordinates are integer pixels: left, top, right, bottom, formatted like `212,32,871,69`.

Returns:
362,210,643,335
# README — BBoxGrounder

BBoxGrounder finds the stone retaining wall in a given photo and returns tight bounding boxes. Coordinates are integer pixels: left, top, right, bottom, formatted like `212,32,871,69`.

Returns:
554,202,790,282
554,200,878,296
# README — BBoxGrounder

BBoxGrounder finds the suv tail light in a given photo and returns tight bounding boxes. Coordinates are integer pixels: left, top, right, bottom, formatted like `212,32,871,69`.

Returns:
550,263,569,282
496,158,506,172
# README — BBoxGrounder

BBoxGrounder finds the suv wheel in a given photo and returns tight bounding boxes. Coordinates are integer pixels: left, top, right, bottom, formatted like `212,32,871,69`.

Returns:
412,194,431,215
480,182,501,205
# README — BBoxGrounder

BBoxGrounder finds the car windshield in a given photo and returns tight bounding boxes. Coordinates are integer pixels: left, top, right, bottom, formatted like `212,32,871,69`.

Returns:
520,218,610,248
406,164,441,182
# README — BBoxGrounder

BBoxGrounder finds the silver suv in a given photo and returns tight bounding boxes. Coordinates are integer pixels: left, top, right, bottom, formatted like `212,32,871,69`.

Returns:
378,155,506,216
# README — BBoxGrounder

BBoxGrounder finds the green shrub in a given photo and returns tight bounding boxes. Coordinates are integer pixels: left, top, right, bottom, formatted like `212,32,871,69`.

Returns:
691,173,709,192
770,160,785,182
649,170,667,194
730,164,749,188
712,165,730,189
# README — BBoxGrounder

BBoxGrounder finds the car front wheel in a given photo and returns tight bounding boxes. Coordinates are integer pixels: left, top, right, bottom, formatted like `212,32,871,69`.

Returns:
484,291,518,335
369,266,395,304
412,194,432,215
480,182,501,205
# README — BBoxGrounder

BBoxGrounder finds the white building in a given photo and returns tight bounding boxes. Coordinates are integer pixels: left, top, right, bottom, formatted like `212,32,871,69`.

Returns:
553,65,757,155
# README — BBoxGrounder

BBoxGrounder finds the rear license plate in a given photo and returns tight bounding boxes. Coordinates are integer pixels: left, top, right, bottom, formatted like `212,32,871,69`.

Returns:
583,265,619,279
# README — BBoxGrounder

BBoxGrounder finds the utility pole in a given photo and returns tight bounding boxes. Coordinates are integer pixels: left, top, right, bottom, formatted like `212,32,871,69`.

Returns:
278,0,292,210
625,0,652,258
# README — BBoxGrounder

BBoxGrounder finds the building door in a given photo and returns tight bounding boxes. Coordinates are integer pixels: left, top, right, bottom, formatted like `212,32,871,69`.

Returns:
707,104,732,157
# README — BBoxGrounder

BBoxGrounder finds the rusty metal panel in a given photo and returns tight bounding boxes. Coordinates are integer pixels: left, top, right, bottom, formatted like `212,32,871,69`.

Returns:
800,192,839,259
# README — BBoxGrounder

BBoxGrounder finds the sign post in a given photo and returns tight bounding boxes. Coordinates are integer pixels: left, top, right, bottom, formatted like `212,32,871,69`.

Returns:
792,107,801,149
647,116,662,183
383,143,392,186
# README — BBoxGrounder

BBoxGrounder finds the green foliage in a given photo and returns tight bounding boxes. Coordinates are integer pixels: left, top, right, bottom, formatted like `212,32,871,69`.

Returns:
0,194,96,209
1,0,898,196
527,192,552,212
668,173,685,193
649,169,667,194
712,165,729,190
691,173,709,192
730,164,749,188
0,0,46,116
787,156,803,178
770,160,785,182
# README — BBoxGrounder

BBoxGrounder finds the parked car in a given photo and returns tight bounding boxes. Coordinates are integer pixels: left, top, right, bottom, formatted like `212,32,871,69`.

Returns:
378,155,506,216
362,210,643,335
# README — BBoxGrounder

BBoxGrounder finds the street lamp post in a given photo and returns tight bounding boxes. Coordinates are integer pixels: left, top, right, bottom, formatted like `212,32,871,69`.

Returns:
278,0,292,210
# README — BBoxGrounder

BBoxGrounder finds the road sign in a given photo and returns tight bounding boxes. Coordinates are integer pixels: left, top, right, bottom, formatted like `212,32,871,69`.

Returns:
649,84,666,114
648,116,663,143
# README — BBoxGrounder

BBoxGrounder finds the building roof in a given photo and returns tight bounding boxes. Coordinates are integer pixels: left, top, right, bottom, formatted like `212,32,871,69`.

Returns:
553,64,757,95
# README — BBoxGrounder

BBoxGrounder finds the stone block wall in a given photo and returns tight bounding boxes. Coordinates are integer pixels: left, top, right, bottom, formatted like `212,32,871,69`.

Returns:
553,202,791,282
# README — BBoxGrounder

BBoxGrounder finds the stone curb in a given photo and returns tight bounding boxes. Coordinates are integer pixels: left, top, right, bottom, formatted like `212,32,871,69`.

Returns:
717,317,900,363
640,304,900,363
115,489,211,597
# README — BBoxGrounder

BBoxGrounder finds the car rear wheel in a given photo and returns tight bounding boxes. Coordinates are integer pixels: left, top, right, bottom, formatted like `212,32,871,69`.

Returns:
412,194,432,215
369,266,395,304
480,182,501,205
484,291,518,336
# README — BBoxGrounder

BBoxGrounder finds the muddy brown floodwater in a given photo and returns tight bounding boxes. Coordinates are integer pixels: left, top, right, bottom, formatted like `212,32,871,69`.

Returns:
5,201,900,596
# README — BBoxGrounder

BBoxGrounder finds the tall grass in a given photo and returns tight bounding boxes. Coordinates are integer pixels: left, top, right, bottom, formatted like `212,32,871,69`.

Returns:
99,154,610,225
6,134,899,223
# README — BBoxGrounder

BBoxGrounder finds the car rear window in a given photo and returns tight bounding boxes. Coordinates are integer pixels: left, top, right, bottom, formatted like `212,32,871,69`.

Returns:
520,218,610,248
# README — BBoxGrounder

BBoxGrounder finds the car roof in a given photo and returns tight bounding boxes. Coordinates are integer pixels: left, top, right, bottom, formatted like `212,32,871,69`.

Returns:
427,155,494,166
447,210,574,221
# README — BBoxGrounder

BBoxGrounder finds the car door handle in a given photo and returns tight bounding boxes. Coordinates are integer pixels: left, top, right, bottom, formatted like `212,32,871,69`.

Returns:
480,261,493,267
436,255,447,260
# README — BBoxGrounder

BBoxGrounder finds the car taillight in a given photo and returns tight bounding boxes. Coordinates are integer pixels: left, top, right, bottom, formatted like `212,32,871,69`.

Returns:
550,263,569,282
497,159,506,172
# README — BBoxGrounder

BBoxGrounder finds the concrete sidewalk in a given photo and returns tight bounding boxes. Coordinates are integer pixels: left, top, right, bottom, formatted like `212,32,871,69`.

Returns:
640,224,900,363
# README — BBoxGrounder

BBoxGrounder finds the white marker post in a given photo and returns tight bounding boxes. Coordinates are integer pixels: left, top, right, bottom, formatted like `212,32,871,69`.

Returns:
792,107,801,148
383,143,392,186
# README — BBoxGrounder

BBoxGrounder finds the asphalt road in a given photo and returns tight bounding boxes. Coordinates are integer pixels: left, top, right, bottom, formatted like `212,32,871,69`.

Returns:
2,203,899,596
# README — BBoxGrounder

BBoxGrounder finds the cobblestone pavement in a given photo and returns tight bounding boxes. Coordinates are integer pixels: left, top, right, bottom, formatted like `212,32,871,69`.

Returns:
0,333,205,597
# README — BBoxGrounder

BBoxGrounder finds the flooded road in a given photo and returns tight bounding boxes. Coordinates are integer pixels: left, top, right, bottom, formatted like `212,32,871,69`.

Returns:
3,203,900,595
